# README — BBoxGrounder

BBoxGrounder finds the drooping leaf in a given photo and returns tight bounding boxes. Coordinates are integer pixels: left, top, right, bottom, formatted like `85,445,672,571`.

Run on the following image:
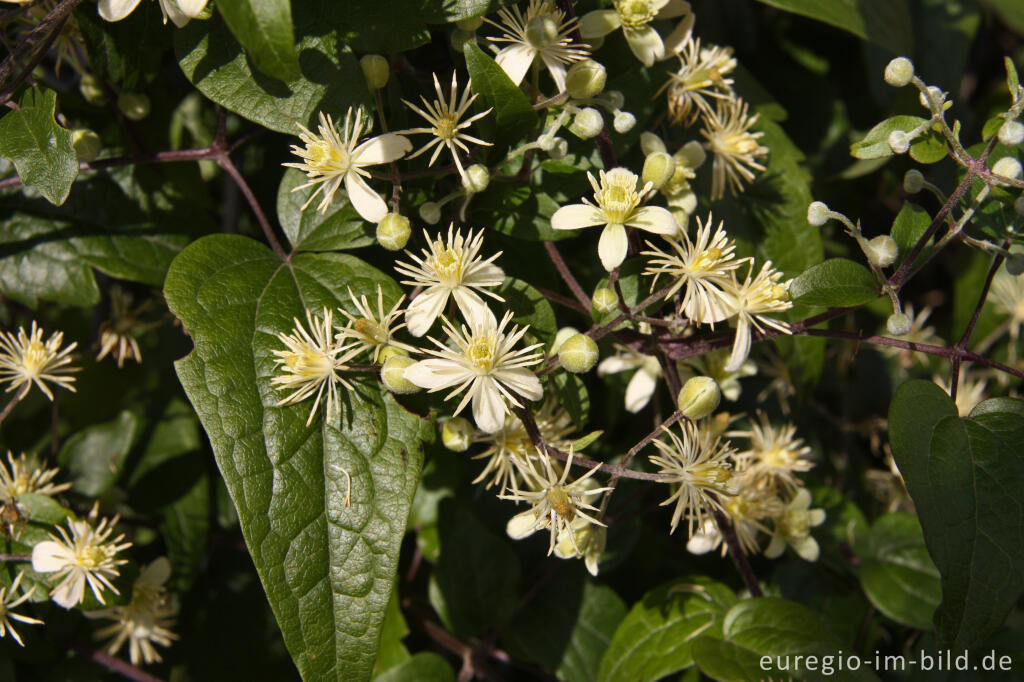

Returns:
789,258,879,307
463,43,538,145
0,88,78,206
754,0,912,54
165,233,430,681
218,0,301,82
277,168,375,253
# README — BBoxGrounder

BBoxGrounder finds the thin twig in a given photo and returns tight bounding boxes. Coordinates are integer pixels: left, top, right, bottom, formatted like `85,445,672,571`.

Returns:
217,154,287,260
0,384,29,428
544,241,591,309
0,553,31,561
71,643,165,682
710,507,763,598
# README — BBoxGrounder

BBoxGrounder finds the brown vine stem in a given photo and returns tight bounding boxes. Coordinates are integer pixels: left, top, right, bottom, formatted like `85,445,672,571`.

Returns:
0,384,29,429
71,643,165,682
0,553,31,561
710,506,763,598
544,241,591,309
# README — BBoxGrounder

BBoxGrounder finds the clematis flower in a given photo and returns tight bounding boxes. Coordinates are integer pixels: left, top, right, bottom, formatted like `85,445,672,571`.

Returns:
764,488,826,562
701,97,769,200
722,261,792,373
580,0,693,67
0,322,78,401
597,344,663,413
485,0,590,92
98,0,207,27
0,571,42,647
551,167,678,271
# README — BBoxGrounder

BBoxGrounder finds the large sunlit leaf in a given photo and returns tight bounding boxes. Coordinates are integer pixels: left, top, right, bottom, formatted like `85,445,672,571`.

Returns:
218,0,301,82
789,258,879,307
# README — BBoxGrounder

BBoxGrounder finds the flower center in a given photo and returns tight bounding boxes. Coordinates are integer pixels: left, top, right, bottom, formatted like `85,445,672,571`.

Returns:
525,15,559,48
307,140,350,175
715,132,759,157
689,247,723,273
690,462,732,489
429,246,464,284
615,0,656,28
284,344,334,377
467,335,496,372
595,170,642,224
78,544,107,569
354,318,388,344
433,113,459,142
547,486,573,518
780,510,810,537
22,340,49,377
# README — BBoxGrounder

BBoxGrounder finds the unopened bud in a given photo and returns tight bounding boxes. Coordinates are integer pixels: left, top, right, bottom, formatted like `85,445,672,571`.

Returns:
888,130,910,154
462,164,490,193
376,213,411,251
377,344,409,363
526,15,558,48
903,169,925,194
918,86,945,110
887,312,912,336
883,57,914,87
999,120,1024,147
450,28,475,53
613,111,636,133
551,326,580,354
676,376,721,420
118,93,150,121
360,54,390,90
558,333,598,373
569,107,604,139
592,287,618,314
866,235,898,268
72,129,101,163
992,156,1023,181
441,417,474,452
381,356,419,394
79,74,107,105
455,16,483,31
419,201,441,225
807,201,830,226
565,59,607,99
642,151,676,190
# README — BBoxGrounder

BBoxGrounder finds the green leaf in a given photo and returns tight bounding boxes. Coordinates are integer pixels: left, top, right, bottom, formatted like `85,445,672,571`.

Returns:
553,373,590,430
58,410,140,497
1007,56,1021,97
217,0,300,82
909,128,948,164
373,652,454,682
689,637,765,682
498,277,557,345
74,3,169,90
463,43,537,144
0,88,78,205
888,380,958,508
428,499,520,638
374,589,411,676
754,0,912,54
789,258,879,307
165,233,431,681
277,168,375,253
420,0,512,23
889,201,931,266
15,493,72,526
857,513,941,630
598,577,737,682
850,116,928,160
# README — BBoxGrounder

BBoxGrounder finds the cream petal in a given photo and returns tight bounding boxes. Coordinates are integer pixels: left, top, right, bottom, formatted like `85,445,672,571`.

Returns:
541,54,568,92
660,12,695,57
624,367,657,413
345,173,388,223
353,133,413,165
403,359,467,390
451,288,495,328
597,355,637,376
140,556,172,587
464,261,505,287
405,287,449,337
160,0,193,27
579,9,620,38
597,224,628,271
472,379,506,433
98,0,142,21
50,573,86,609
176,0,209,17
31,541,74,572
790,487,812,510
495,44,536,87
507,510,541,539
809,509,827,526
623,26,664,67
584,551,600,576
686,529,719,555
629,206,679,235
492,367,542,401
551,203,605,231
792,535,820,562
764,535,787,559
724,317,752,373
656,0,691,19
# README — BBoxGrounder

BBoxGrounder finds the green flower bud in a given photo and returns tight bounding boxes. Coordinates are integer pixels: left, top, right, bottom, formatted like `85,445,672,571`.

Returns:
569,107,604,139
565,59,607,99
442,417,474,452
381,356,419,394
642,151,676,190
377,344,409,363
592,287,618,314
455,16,483,31
883,57,914,87
865,235,898,268
118,93,150,121
807,201,830,227
79,74,107,105
526,15,558,48
918,86,945,110
551,326,580,355
360,54,390,90
903,169,925,194
462,163,490,193
376,213,412,251
612,111,635,133
993,156,1023,181
998,120,1024,147
676,376,721,420
450,28,476,53
419,201,441,225
887,130,909,154
72,129,101,163
558,333,598,373
887,312,912,336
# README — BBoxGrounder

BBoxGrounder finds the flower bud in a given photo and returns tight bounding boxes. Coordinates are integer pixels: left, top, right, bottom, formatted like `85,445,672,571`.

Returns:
360,54,390,90
442,417,474,452
565,59,607,99
676,376,721,420
639,131,666,156
462,163,490,193
118,93,150,121
888,130,910,154
72,129,101,163
592,287,618,314
456,16,483,31
377,344,409,363
887,312,912,336
569,107,604,139
419,201,441,225
381,356,420,394
903,169,925,194
551,326,580,354
992,156,1023,181
999,120,1024,147
642,151,676,190
450,28,476,53
526,15,558,48
865,235,898,268
79,74,107,105
918,86,945,110
548,137,568,159
613,111,636,133
807,201,830,226
558,333,598,373
883,57,914,87
376,213,411,251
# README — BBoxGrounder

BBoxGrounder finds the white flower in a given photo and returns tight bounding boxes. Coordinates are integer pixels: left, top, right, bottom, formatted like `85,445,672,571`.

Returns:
661,36,737,126
554,518,607,576
580,0,693,67
0,321,78,401
88,557,178,666
98,0,207,27
934,370,989,417
597,345,663,413
678,348,756,402
0,451,71,500
0,571,42,647
700,97,769,200
402,73,492,180
551,167,679,271
394,225,505,337
335,285,414,363
284,108,412,221
31,505,132,609
722,261,792,373
404,311,544,433
729,412,813,491
485,0,590,92
764,488,826,562
270,308,363,427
